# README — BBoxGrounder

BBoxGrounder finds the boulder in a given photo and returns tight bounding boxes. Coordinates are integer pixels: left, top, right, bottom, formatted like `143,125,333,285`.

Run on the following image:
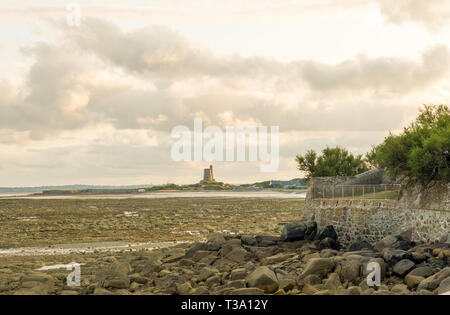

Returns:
281,223,307,242
301,258,335,277
206,233,226,251
382,248,412,265
349,241,373,252
393,259,415,277
406,266,437,278
241,235,257,246
184,243,209,259
176,282,192,295
317,225,337,241
305,221,318,241
230,268,247,281
417,268,450,292
405,274,425,289
263,253,297,265
246,266,279,293
319,237,338,250
346,286,362,295
224,247,248,263
255,236,280,247
230,287,265,295
97,261,131,289
322,273,343,292
437,277,450,295
337,259,362,283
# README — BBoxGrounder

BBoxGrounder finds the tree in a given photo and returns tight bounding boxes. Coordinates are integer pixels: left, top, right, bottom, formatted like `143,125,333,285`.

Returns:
296,146,369,179
371,104,449,183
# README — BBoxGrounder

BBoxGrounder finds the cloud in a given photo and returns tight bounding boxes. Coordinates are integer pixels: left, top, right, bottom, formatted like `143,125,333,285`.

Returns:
1,18,449,141
374,0,450,31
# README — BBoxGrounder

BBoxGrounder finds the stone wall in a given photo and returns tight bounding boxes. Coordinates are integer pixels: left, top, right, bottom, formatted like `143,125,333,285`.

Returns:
303,182,449,247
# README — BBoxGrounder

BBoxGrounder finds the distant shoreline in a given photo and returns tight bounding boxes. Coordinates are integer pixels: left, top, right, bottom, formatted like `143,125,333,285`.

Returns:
0,190,307,199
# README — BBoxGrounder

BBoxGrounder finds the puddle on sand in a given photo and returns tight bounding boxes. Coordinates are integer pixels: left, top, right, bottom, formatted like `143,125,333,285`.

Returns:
0,240,185,257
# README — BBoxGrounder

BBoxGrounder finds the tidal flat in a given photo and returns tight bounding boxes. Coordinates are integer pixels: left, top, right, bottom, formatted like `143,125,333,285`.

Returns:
0,197,304,294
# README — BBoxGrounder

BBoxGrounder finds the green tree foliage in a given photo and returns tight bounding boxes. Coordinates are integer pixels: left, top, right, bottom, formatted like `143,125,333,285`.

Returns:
296,147,369,179
371,104,449,183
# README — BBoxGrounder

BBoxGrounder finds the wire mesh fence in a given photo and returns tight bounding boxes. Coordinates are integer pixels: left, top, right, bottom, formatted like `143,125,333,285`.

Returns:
310,184,401,200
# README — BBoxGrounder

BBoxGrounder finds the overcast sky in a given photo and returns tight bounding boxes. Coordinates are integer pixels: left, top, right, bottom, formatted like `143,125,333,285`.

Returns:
1,0,450,186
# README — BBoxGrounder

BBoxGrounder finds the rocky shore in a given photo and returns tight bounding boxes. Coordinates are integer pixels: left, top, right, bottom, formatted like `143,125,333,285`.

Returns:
1,221,448,295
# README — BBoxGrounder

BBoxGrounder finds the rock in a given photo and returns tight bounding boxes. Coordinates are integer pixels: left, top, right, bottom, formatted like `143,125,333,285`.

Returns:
319,237,337,249
230,287,264,295
391,284,410,295
192,250,215,262
337,260,362,283
301,283,320,295
302,274,322,286
411,251,429,263
418,289,433,295
281,222,307,242
301,258,335,277
185,243,209,259
263,253,297,265
274,289,286,295
224,247,248,263
93,288,113,295
393,259,415,277
98,261,131,289
305,221,318,241
205,275,221,288
20,272,55,294
417,267,450,292
346,286,362,295
198,267,218,282
407,266,437,278
317,225,337,241
178,259,195,267
437,277,450,295
60,290,79,295
320,249,339,258
256,236,280,247
241,235,257,246
374,235,398,251
206,233,226,251
140,257,163,275
230,268,247,281
176,282,192,295
246,266,279,293
323,273,343,292
382,248,412,265
349,241,373,252
226,280,246,289
405,274,425,289
278,278,296,292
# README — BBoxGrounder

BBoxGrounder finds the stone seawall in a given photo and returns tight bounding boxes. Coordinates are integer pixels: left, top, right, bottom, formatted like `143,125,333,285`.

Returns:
302,198,449,247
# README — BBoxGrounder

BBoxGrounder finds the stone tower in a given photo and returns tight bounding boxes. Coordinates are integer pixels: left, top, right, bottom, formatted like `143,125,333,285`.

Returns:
203,165,214,182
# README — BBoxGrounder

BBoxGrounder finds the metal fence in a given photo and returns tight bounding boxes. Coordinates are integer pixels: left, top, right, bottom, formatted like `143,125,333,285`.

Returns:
310,184,401,200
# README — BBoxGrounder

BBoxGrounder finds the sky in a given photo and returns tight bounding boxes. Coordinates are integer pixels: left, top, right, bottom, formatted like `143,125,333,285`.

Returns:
0,0,450,186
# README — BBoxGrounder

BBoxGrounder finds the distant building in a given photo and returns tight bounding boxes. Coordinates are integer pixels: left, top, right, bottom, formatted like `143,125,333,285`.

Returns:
203,165,215,182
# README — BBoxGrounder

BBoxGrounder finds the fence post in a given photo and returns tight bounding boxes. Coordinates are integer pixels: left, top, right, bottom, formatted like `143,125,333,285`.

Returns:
362,185,365,198
352,186,354,198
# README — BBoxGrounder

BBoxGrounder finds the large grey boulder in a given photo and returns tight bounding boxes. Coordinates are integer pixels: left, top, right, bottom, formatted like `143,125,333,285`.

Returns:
281,223,307,242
